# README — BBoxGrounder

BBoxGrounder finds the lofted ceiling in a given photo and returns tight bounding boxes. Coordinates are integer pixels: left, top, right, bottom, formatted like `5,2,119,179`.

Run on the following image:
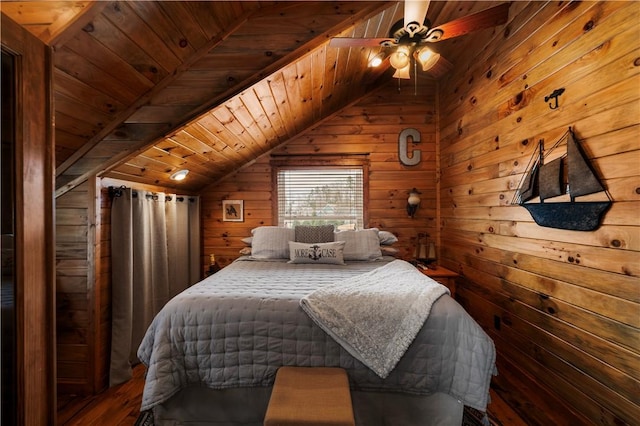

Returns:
1,1,510,195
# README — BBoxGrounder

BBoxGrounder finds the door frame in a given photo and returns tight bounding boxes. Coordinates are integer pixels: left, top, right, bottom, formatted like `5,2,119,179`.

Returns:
1,12,56,424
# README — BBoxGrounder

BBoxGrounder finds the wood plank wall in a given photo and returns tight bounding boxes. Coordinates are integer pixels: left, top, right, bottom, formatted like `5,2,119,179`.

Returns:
437,2,639,425
56,178,110,395
56,182,91,393
201,76,438,266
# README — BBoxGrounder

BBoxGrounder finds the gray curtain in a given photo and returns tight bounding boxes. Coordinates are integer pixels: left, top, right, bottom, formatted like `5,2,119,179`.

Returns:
109,189,200,386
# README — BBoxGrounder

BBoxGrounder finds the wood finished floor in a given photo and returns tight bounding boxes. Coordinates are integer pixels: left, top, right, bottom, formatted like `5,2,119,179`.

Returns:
57,364,527,425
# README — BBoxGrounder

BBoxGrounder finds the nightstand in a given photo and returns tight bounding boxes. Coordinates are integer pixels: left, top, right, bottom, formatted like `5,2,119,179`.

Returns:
416,265,459,299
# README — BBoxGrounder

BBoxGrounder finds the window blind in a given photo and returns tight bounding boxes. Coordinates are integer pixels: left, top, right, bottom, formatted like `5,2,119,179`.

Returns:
277,168,364,229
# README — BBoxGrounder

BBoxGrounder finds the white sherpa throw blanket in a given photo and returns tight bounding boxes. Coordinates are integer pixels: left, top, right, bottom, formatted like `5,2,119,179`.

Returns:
300,259,449,378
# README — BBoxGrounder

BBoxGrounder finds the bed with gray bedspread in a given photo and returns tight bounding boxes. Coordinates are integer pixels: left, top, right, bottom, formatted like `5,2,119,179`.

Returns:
138,257,496,425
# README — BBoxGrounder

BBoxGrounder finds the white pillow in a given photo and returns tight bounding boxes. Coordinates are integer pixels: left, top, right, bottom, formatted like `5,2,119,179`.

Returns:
334,229,382,261
378,231,398,245
288,241,346,265
380,246,399,256
250,226,295,259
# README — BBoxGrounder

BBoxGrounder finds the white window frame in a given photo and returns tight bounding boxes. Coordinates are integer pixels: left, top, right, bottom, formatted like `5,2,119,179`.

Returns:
272,156,369,229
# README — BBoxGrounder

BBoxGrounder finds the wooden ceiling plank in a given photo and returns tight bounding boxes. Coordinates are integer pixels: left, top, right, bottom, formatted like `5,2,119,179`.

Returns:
210,106,264,159
129,148,212,177
239,87,281,147
252,81,289,142
185,52,272,70
198,111,254,161
55,92,112,131
127,1,196,62
319,34,340,119
100,1,182,73
279,59,307,131
157,1,210,48
55,110,101,140
182,125,245,164
181,1,230,40
225,97,271,153
189,116,255,164
292,53,316,131
125,105,195,126
54,68,126,117
148,87,211,107
228,96,273,150
268,71,299,137
160,132,234,171
86,13,168,84
309,45,326,123
63,30,156,90
152,138,203,166
55,128,91,151
54,46,141,105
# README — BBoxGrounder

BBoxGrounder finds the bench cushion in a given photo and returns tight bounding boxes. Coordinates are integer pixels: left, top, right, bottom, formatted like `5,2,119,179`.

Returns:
264,367,355,426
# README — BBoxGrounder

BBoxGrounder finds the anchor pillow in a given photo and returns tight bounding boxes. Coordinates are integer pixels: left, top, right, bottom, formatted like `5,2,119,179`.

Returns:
288,241,346,265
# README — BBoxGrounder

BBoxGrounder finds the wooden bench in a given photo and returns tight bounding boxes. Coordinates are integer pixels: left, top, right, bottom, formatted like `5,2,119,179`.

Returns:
264,366,355,426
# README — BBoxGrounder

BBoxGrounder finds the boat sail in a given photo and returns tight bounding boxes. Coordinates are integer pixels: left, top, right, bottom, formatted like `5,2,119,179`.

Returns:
512,127,611,231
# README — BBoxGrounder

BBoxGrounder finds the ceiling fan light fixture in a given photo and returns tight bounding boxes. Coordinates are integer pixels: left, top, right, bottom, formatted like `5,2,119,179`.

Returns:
170,169,189,181
392,64,411,79
368,52,385,68
389,46,411,70
415,47,441,71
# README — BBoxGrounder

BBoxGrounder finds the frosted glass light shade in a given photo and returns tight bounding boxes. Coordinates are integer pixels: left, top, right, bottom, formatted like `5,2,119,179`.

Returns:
390,47,411,69
392,64,411,79
415,48,441,71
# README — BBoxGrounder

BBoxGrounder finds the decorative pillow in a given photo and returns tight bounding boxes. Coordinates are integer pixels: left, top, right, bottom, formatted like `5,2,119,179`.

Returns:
334,228,382,261
239,247,252,255
288,241,346,265
241,236,253,246
380,246,399,256
250,226,295,259
378,231,398,245
295,225,335,243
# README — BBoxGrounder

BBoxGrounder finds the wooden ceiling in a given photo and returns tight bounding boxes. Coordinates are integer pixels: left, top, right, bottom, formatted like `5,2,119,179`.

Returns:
1,1,509,195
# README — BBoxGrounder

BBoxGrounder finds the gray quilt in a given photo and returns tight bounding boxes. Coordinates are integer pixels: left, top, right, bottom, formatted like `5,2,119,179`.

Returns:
137,258,496,413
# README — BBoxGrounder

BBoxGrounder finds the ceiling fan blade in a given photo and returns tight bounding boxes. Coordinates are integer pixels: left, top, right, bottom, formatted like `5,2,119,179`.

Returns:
404,0,430,28
430,3,510,42
329,37,394,48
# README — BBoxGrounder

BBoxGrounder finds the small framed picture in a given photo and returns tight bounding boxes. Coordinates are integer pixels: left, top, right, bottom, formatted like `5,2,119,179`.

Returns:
222,200,243,222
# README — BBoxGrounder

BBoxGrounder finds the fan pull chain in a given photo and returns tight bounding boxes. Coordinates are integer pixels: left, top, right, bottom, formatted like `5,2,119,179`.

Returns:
414,58,418,96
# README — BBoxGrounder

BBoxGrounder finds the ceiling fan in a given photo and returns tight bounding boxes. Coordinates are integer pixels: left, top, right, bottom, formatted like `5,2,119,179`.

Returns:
330,1,510,79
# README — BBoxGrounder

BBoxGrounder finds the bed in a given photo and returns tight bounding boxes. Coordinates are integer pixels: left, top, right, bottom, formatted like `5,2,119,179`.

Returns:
137,227,496,425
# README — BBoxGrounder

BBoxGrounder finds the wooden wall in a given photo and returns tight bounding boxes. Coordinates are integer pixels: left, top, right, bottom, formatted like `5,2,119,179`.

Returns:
56,177,110,395
437,1,639,425
201,76,438,266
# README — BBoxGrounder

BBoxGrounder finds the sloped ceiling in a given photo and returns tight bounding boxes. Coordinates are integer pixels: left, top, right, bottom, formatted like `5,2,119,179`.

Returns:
1,1,508,195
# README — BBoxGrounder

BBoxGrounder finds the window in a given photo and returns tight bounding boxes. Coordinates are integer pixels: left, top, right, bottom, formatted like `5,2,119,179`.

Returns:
276,167,365,229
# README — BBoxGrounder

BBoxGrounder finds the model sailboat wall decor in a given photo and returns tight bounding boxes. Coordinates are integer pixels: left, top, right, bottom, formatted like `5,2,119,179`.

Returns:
512,127,612,231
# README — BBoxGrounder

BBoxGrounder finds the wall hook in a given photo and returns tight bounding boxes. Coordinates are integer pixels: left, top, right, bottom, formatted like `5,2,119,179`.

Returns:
544,88,565,109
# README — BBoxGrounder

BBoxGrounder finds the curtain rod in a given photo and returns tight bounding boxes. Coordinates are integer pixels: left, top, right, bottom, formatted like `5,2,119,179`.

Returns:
107,186,197,202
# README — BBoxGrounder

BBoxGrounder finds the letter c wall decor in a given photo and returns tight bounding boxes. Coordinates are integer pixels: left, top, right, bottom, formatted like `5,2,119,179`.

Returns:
398,128,421,166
